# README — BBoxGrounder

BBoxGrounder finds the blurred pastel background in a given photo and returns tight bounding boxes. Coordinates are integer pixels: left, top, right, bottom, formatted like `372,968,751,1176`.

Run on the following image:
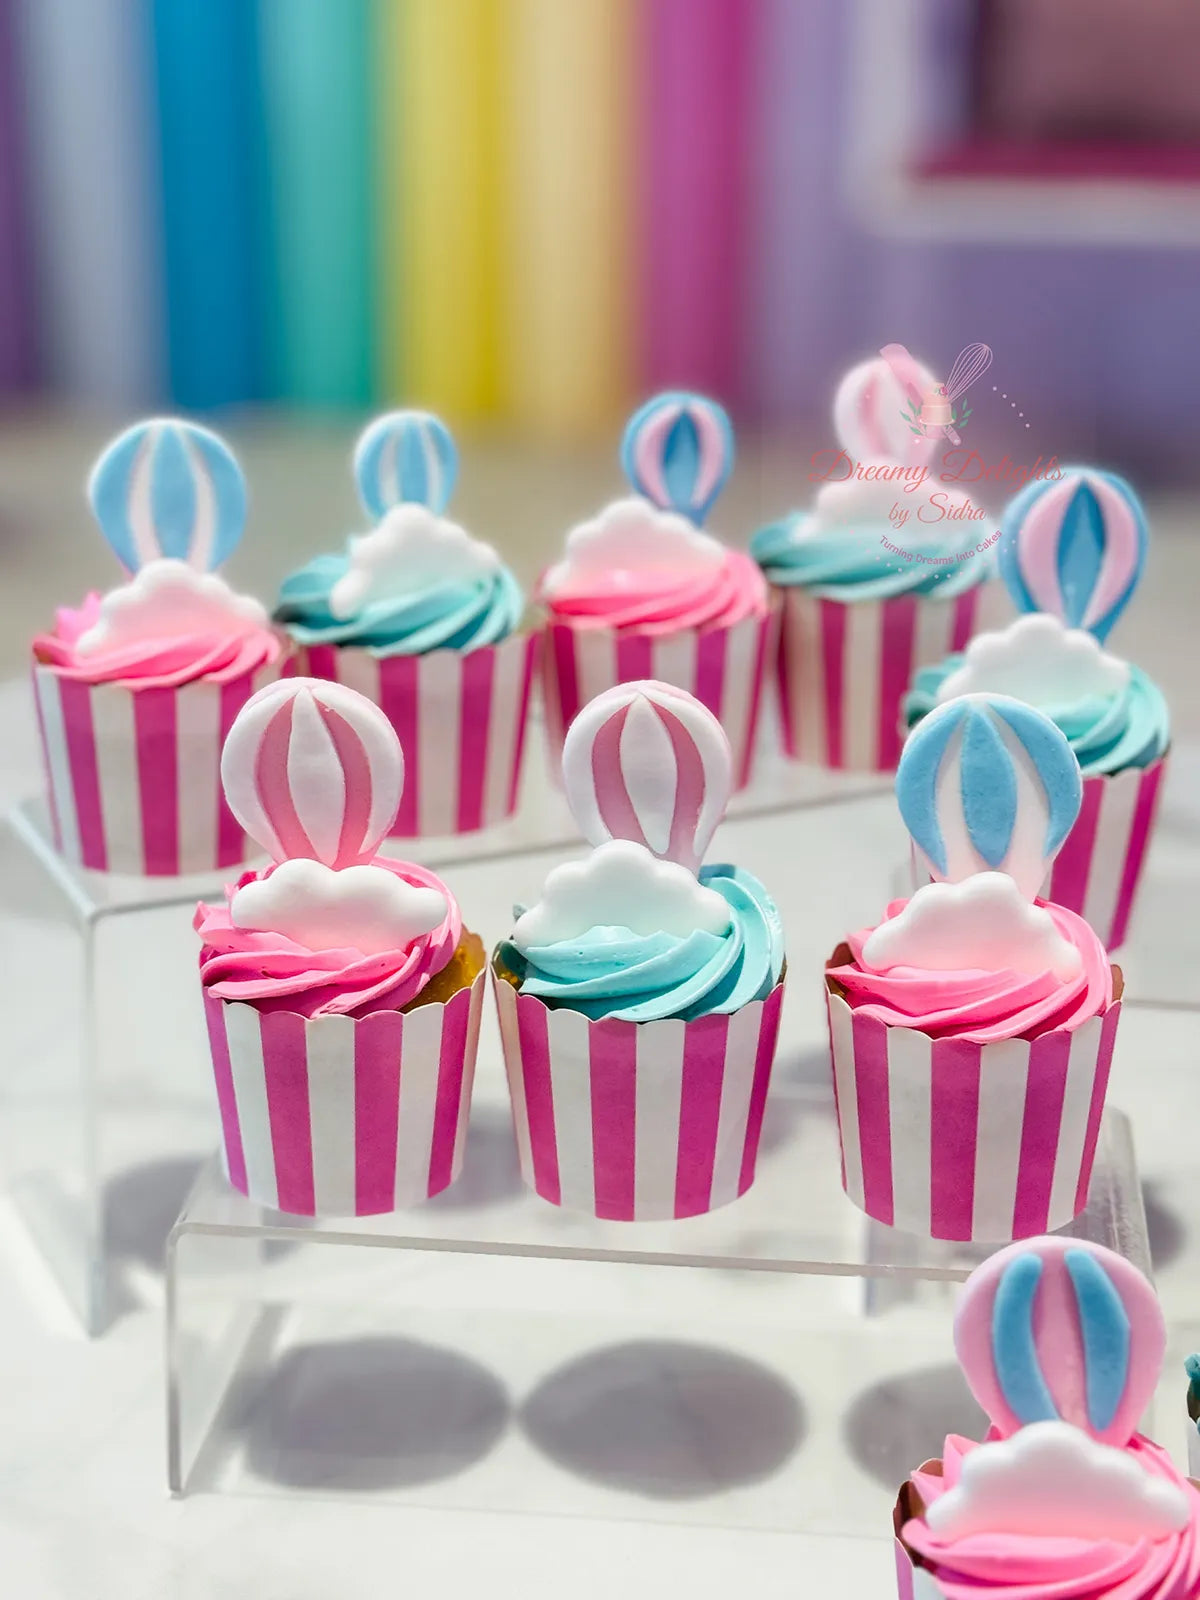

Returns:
0,0,1198,683
1,0,1198,456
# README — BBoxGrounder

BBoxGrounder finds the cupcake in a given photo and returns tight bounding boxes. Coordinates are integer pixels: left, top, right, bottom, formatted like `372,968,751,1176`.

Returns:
751,353,994,773
905,468,1169,950
1186,1356,1200,1481
896,1236,1200,1599
493,680,785,1220
32,420,285,875
537,392,774,790
826,694,1122,1242
274,410,535,837
195,678,485,1217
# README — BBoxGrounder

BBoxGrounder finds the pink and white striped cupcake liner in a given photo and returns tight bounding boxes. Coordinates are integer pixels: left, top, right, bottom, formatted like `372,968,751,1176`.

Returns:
31,660,280,876
202,969,485,1217
539,606,777,791
775,587,983,773
825,982,1121,1243
296,632,537,837
1047,758,1167,951
493,970,785,1221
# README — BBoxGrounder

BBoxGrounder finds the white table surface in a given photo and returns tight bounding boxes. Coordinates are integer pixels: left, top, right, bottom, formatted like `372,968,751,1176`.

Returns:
0,668,1196,1600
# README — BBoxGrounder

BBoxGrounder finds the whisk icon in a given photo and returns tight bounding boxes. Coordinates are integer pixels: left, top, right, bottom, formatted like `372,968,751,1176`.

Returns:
881,342,993,448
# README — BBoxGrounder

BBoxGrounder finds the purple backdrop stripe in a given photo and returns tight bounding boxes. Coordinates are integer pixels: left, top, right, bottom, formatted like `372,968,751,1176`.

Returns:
0,0,33,390
15,0,162,404
640,0,753,402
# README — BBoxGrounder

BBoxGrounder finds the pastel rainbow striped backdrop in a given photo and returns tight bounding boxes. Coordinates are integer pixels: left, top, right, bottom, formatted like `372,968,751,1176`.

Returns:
0,0,804,431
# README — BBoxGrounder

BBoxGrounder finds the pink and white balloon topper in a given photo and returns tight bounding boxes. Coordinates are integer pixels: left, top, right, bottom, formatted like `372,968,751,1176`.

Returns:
834,352,939,465
221,678,405,869
953,1236,1165,1450
561,681,733,874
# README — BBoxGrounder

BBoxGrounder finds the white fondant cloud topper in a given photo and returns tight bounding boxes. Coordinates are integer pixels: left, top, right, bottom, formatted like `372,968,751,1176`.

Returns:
926,1420,1190,1544
863,873,1082,981
330,503,500,620
75,558,268,655
937,613,1131,708
231,858,446,956
541,497,726,596
513,839,731,947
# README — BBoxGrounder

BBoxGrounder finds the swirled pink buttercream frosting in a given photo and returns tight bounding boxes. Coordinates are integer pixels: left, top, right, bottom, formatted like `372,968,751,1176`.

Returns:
34,592,283,688
538,497,768,635
195,857,462,1018
903,1433,1200,1600
827,896,1113,1043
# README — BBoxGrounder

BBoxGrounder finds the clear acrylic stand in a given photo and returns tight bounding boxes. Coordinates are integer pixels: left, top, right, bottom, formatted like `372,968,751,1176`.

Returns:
0,713,891,1337
166,1093,1146,1534
0,799,235,1334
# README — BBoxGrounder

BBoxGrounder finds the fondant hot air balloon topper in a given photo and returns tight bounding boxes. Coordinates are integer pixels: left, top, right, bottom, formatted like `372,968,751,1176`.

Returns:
219,678,446,954
954,1236,1165,1449
619,392,734,526
353,408,458,520
999,468,1149,645
834,351,940,466
78,418,268,655
867,695,1086,980
327,409,500,624
539,394,742,611
512,682,736,952
897,693,1082,900
561,679,733,874
904,1238,1190,1553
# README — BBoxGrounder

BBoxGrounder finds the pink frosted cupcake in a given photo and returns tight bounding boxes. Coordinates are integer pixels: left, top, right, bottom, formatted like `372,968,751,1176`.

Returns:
275,410,535,837
32,419,285,875
896,1237,1200,1599
196,678,485,1217
537,392,774,789
827,695,1121,1242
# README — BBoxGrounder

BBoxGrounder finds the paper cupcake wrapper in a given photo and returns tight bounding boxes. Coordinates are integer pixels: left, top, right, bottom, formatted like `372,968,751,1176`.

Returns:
826,988,1121,1242
539,605,777,791
1047,757,1167,951
775,586,983,772
298,631,537,836
31,660,280,876
893,1481,943,1600
493,970,785,1220
202,969,486,1217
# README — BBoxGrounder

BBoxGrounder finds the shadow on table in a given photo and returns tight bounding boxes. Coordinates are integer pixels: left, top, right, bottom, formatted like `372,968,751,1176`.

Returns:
234,1334,511,1493
519,1338,806,1499
842,1363,987,1489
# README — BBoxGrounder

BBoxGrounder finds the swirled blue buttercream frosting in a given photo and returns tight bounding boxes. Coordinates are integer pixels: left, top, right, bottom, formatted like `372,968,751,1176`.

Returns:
275,504,524,656
501,849,784,1023
751,477,994,601
905,652,1169,777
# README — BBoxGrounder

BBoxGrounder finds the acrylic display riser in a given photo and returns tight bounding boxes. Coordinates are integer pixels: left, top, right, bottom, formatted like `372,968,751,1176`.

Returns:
0,737,891,1335
166,1074,1148,1536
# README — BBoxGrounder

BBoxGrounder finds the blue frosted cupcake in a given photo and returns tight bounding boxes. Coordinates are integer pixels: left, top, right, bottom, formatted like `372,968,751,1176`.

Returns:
903,467,1170,949
275,410,536,838
492,680,786,1221
751,354,994,773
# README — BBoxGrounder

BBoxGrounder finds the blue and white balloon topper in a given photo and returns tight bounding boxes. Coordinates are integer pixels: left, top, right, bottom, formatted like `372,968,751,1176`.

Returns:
897,693,1083,900
353,410,458,520
87,419,247,574
998,467,1149,644
620,391,734,526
